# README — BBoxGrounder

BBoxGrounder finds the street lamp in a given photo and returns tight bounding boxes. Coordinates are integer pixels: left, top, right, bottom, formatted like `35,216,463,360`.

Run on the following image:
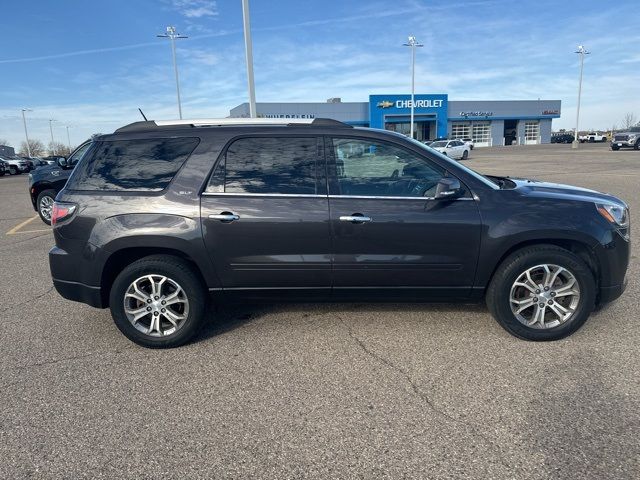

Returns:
572,45,590,149
157,26,188,119
49,119,56,153
241,0,257,118
66,125,72,152
21,108,32,157
403,35,423,140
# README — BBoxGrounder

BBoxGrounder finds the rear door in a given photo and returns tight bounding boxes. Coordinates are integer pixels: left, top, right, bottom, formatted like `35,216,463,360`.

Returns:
327,135,482,298
200,135,331,294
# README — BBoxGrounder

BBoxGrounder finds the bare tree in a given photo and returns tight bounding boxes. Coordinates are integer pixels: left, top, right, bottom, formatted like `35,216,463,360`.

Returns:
622,112,637,130
0,138,9,146
48,141,70,156
18,139,45,157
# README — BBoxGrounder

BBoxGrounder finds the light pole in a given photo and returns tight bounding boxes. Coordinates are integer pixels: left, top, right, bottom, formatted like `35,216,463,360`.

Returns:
49,119,56,153
157,26,188,119
572,45,589,149
21,108,32,157
242,0,257,117
403,35,423,140
66,126,72,152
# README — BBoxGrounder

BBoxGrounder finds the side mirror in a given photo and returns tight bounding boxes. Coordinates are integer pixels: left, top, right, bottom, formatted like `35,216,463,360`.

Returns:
57,158,68,168
434,177,463,200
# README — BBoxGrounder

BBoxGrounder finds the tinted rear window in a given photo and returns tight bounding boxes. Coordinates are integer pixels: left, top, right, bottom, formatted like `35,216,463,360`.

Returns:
67,137,199,191
206,137,319,195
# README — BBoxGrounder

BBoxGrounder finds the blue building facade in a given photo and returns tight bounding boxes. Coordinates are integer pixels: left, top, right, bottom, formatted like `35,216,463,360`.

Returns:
230,95,561,146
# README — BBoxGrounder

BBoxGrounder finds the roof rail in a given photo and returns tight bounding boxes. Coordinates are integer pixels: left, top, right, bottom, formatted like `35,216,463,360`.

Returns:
115,117,352,132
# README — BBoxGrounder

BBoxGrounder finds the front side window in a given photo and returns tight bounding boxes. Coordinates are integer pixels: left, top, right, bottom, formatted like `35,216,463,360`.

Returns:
207,137,319,195
332,138,445,198
68,137,199,191
68,141,92,167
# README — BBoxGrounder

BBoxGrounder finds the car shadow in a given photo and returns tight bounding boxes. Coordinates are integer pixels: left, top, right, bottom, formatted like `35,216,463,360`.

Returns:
194,300,490,344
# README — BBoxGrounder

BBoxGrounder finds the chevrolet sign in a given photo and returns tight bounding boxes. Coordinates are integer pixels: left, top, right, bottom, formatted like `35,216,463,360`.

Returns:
377,101,394,108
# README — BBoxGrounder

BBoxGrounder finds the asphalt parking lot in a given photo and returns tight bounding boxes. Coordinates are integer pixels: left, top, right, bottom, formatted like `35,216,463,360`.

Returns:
1,143,638,479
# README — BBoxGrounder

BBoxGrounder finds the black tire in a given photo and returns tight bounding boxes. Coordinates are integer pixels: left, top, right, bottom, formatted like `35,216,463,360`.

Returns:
0,171,4,176
109,255,206,348
462,150,469,160
611,145,620,151
634,141,639,151
36,189,56,225
486,245,596,341
9,166,17,175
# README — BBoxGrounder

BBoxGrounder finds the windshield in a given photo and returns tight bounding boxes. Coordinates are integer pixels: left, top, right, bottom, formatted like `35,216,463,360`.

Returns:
431,141,447,147
404,136,500,190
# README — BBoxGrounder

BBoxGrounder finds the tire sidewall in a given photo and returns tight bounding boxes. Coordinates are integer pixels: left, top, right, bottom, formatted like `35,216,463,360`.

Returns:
489,248,596,341
109,257,205,348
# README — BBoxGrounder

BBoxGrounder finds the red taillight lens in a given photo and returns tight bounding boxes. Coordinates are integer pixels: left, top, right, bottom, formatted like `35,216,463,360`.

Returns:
51,202,77,226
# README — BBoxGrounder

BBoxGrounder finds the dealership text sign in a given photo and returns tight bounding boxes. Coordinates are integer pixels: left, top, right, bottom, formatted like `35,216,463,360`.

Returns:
394,99,444,108
459,111,493,117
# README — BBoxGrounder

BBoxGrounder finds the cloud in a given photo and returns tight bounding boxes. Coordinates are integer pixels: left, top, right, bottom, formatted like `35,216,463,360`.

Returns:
170,0,217,18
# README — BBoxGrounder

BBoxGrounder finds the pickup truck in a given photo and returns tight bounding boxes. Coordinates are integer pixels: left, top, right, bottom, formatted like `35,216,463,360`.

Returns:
579,132,607,143
611,127,640,151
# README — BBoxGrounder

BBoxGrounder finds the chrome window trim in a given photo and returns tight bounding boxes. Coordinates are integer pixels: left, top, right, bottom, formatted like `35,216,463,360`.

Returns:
201,192,476,201
202,192,326,198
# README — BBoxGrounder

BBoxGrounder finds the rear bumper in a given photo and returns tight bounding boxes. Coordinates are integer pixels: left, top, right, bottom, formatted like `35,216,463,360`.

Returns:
52,278,105,308
49,244,107,308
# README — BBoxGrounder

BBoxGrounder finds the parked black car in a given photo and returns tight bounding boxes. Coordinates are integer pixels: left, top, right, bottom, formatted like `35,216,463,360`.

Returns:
49,118,629,348
0,159,7,176
28,141,92,224
551,133,575,144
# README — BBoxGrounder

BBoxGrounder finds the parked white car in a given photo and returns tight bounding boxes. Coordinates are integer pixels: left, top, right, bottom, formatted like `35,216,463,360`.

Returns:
579,132,607,143
458,137,474,150
429,140,470,160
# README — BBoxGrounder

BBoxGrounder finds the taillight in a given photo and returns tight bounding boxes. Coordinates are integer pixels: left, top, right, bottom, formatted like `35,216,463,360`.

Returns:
51,202,77,226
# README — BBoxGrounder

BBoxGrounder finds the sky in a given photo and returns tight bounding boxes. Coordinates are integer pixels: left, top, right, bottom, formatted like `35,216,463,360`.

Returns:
0,0,638,150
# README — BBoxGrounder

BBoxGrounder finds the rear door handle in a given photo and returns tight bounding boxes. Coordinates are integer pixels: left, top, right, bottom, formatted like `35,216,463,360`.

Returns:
339,214,371,224
209,212,240,222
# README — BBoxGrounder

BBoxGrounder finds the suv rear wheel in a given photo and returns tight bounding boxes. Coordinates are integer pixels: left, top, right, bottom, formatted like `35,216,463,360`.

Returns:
109,255,206,348
486,245,596,341
37,189,56,225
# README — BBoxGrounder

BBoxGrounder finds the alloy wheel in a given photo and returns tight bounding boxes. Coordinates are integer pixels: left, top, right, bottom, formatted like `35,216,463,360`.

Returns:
509,264,581,329
123,274,190,337
39,195,54,222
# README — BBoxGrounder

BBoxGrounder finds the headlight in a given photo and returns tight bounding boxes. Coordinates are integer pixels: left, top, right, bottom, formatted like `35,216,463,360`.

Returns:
596,202,629,227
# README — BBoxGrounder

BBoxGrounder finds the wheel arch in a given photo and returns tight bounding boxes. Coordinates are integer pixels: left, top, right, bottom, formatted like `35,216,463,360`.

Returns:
100,247,208,307
484,238,600,292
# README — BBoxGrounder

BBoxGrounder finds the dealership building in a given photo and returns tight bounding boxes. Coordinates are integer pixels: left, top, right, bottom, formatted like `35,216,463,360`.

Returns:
230,94,561,146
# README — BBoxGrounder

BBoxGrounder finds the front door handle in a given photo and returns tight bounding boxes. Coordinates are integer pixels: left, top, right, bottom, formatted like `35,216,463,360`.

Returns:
339,214,372,224
209,212,240,222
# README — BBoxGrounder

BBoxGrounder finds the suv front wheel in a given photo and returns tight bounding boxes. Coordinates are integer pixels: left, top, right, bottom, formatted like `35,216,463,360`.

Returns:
109,255,206,348
486,245,596,341
37,189,56,225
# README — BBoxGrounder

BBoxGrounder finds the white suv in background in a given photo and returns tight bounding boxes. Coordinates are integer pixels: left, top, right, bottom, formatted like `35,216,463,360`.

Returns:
428,139,470,160
459,137,474,150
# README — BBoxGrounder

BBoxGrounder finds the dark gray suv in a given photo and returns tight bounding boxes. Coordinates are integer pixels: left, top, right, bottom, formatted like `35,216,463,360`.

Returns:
49,118,629,348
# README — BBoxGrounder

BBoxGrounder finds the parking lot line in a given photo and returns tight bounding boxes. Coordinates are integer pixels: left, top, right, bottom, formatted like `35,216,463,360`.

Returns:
5,216,49,235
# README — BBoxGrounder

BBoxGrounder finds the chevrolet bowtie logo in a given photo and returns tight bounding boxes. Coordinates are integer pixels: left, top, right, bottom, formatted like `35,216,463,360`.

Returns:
377,100,394,108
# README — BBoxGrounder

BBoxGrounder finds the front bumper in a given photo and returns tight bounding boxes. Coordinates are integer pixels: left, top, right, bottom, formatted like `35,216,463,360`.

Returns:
611,140,636,148
599,279,627,304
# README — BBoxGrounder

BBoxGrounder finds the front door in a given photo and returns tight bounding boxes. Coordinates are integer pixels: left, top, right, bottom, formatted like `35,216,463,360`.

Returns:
200,135,331,294
327,136,482,298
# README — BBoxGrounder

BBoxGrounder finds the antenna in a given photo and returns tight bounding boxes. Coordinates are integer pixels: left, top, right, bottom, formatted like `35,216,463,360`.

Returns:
138,108,148,121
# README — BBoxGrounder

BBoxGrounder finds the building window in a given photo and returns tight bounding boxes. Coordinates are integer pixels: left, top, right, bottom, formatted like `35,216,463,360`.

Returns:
525,121,540,144
472,123,491,147
451,123,470,140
